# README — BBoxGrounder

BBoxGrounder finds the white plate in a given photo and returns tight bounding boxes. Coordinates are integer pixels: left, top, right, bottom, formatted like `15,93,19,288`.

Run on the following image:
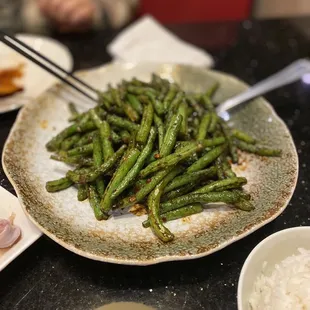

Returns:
0,186,41,271
0,33,73,114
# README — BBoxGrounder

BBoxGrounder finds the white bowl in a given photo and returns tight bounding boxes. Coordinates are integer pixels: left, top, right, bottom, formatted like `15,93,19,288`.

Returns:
237,226,310,310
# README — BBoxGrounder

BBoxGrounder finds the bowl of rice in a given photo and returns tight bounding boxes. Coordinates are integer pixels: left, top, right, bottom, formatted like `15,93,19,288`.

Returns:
238,226,310,310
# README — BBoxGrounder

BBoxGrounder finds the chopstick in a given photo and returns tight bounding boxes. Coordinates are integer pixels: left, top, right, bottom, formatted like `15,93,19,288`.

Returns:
0,31,98,103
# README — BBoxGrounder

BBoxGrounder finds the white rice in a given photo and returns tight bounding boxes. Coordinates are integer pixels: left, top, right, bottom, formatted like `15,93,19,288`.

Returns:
249,248,310,310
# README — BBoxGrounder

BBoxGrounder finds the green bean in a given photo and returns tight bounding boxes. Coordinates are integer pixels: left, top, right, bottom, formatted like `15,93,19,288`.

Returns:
100,148,141,214
194,177,247,194
46,121,96,151
111,130,122,144
190,117,200,138
220,121,238,163
154,114,165,152
88,184,108,220
112,127,157,199
89,109,103,128
140,142,204,178
186,95,204,116
93,133,105,196
90,109,117,154
147,168,181,242
119,130,131,144
46,177,73,192
100,121,114,161
109,84,123,107
147,150,160,164
234,198,254,211
143,203,203,228
136,99,154,146
67,145,127,183
77,184,88,201
235,190,251,201
109,105,126,116
98,91,112,110
197,113,211,140
187,144,227,173
178,137,226,151
127,85,157,96
117,168,173,209
215,156,226,180
68,102,78,117
232,129,256,144
75,131,96,147
160,114,183,157
201,95,214,112
235,140,281,157
151,73,165,88
158,83,168,101
161,190,241,213
127,94,143,115
163,84,177,111
165,92,184,125
205,82,219,97
164,166,217,193
50,153,93,167
222,157,236,178
208,113,219,134
147,92,165,115
130,77,150,87
67,143,93,157
93,133,103,167
98,90,112,104
107,115,139,132
178,101,189,139
162,183,197,201
61,134,81,151
68,112,85,123
123,102,140,122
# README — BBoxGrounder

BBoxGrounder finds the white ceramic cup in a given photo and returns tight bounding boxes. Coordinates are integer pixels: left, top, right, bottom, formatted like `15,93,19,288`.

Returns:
237,226,310,310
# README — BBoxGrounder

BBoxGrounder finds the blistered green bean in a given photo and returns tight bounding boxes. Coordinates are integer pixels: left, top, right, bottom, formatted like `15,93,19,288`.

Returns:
67,145,127,183
193,177,247,194
136,99,154,146
147,168,181,242
236,140,281,157
160,114,182,157
140,142,203,178
161,190,241,213
112,127,157,199
143,203,203,228
46,177,73,192
164,166,217,193
187,144,227,173
100,148,141,214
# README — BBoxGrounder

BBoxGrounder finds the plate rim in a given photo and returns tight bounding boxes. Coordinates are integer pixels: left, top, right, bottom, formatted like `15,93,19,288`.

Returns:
2,62,299,265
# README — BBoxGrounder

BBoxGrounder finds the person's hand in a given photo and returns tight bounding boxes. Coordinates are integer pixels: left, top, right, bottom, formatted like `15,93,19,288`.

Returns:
38,0,96,32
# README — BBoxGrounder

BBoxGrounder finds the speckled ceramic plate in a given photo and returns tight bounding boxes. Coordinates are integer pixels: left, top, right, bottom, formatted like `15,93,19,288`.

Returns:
2,63,298,265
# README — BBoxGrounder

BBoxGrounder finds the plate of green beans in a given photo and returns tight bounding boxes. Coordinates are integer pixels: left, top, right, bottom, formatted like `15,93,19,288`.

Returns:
3,63,298,265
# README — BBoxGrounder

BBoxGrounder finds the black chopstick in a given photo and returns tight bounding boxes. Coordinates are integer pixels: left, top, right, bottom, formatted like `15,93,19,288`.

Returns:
0,31,98,103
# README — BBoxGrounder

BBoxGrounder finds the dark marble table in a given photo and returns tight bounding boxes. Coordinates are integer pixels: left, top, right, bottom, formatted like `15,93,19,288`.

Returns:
0,19,310,310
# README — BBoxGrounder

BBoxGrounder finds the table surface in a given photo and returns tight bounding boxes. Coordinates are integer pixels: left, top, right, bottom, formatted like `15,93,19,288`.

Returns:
1,19,310,310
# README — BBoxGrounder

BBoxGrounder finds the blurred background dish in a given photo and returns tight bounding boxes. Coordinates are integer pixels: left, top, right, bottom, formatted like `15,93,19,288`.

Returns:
0,33,73,114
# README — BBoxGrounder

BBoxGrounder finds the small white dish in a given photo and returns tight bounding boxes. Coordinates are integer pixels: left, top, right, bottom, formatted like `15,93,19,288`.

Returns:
237,226,310,310
0,186,41,271
0,33,73,114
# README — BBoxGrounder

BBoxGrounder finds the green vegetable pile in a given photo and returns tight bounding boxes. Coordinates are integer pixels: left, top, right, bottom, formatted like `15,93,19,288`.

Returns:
45,74,281,242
